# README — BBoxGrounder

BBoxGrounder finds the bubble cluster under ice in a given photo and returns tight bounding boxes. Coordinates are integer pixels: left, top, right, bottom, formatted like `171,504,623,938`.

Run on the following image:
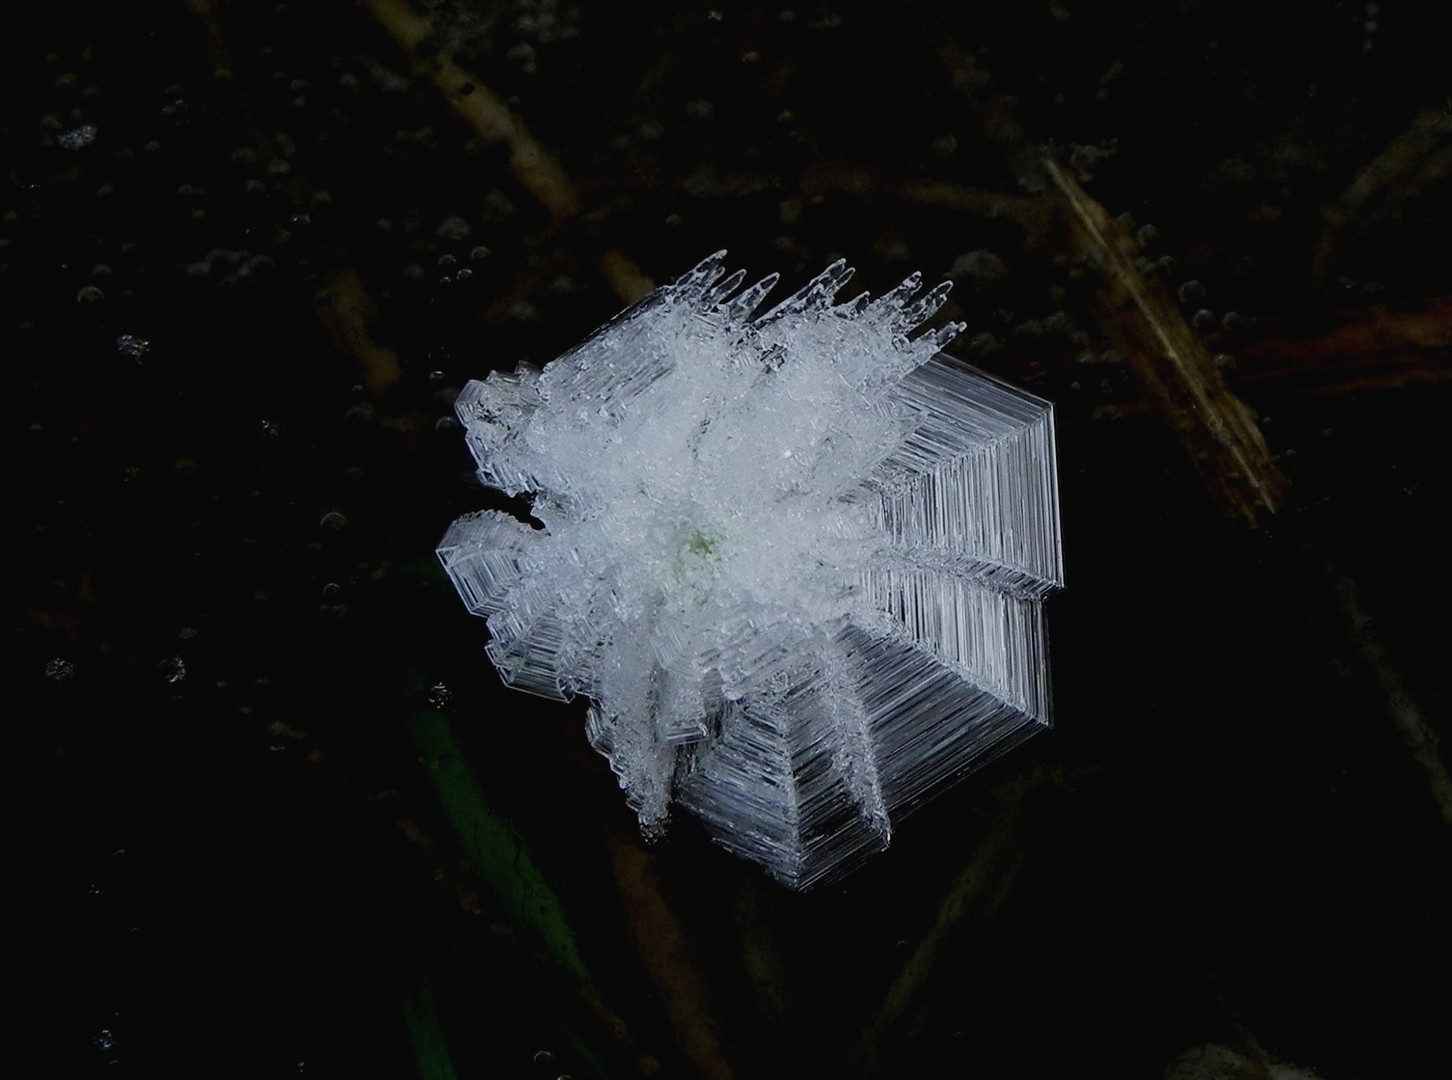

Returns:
439,252,1062,888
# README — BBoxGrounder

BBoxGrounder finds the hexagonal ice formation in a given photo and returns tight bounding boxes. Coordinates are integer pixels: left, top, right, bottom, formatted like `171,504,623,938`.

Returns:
439,253,1062,888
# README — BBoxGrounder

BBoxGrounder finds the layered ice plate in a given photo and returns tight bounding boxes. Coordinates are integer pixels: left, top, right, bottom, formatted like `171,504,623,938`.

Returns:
439,253,1063,888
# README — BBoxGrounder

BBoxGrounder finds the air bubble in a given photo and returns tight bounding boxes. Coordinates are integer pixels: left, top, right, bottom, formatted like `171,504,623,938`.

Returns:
1177,280,1205,303
436,215,471,241
59,123,98,150
951,249,1006,286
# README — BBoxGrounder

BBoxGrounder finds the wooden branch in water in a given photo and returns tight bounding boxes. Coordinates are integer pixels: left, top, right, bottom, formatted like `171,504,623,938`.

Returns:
358,0,652,304
863,766,1043,1068
1310,109,1452,288
1046,159,1288,526
1235,297,1452,395
799,163,1046,226
1332,572,1452,836
358,0,578,221
316,267,403,395
912,4,1284,524
603,826,738,1080
1083,297,1450,421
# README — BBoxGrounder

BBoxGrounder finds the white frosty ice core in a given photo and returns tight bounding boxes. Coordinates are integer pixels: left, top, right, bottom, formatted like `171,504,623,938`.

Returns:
439,252,1063,888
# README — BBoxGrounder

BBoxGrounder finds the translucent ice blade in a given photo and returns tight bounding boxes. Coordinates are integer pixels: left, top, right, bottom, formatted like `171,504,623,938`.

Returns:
719,272,780,323
868,271,923,320
672,250,730,301
700,267,747,309
897,279,954,335
757,258,855,323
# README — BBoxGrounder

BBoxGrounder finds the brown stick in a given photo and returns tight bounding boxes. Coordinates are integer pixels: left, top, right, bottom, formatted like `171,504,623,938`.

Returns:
357,0,652,303
1333,573,1452,837
1046,159,1288,525
316,267,404,395
1235,298,1452,394
603,826,738,1080
1310,109,1452,288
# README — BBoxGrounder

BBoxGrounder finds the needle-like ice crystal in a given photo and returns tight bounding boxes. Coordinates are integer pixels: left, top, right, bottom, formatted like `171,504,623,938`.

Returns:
440,252,1063,888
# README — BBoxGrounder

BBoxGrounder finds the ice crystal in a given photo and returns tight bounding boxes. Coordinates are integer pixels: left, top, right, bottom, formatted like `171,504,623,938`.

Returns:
440,252,1063,887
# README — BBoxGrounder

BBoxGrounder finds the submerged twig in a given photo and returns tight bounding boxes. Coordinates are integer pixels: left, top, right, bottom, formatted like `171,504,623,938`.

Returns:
316,267,404,395
1046,159,1288,525
1332,572,1452,836
863,766,1042,1063
358,0,578,221
910,3,1283,524
603,827,738,1080
358,0,651,303
1236,297,1452,394
1311,109,1452,288
799,163,1045,226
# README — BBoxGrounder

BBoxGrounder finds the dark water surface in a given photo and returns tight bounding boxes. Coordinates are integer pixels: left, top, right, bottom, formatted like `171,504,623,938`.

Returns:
16,3,1450,1077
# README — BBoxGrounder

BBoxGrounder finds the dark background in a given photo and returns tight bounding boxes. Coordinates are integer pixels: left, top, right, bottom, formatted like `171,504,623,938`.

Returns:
15,2,1450,1077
